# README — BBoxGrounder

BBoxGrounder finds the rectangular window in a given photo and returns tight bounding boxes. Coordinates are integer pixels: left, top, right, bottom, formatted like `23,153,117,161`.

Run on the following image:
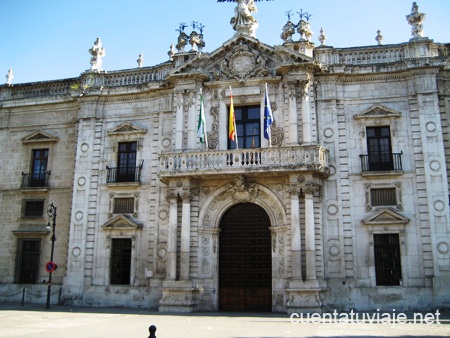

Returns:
113,198,134,214
23,200,45,218
228,106,260,149
14,239,41,284
366,127,393,171
30,149,49,186
110,238,132,285
374,233,402,286
370,188,397,207
117,142,137,182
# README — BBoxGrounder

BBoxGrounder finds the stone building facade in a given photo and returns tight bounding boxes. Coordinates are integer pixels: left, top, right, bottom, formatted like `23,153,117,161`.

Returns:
1,2,449,312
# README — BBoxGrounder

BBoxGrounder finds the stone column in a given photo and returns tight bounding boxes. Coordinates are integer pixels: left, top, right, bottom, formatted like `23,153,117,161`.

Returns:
289,186,302,279
288,84,299,145
187,92,197,149
180,190,191,280
304,186,316,279
175,91,184,150
301,81,312,144
166,192,178,280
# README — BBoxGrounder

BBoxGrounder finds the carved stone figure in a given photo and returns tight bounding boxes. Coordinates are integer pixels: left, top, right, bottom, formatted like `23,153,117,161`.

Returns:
137,53,144,68
230,0,259,37
5,68,13,85
89,38,106,71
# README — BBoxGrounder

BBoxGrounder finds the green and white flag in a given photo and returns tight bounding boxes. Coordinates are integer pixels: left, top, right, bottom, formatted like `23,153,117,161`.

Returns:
197,89,208,148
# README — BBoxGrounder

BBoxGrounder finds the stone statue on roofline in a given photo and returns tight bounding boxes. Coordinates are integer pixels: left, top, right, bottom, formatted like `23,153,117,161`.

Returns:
89,37,106,71
5,68,14,86
230,0,259,38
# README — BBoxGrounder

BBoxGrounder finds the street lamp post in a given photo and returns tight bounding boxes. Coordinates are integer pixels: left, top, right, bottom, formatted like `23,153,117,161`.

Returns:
45,203,57,309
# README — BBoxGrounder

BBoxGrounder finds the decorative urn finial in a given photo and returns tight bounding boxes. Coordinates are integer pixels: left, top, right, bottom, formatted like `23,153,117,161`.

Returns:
406,2,426,39
297,9,313,42
280,10,296,43
88,37,106,71
318,28,327,46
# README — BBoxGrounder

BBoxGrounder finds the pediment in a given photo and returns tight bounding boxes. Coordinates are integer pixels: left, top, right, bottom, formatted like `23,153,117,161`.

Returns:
22,130,59,144
101,215,142,230
353,104,401,120
362,208,409,226
170,35,314,82
107,123,147,136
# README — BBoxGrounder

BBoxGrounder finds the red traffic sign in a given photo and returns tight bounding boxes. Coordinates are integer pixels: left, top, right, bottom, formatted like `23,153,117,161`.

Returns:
45,261,57,273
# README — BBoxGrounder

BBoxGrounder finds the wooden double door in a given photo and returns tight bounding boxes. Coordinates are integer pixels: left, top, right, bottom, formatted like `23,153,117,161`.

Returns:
219,203,272,312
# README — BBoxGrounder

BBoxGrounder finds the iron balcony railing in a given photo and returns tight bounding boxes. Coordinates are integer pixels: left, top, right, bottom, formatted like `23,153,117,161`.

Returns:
21,171,51,188
106,162,143,183
159,145,329,177
359,152,403,172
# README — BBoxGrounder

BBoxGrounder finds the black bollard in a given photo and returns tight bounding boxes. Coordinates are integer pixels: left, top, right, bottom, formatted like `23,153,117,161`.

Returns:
148,325,157,338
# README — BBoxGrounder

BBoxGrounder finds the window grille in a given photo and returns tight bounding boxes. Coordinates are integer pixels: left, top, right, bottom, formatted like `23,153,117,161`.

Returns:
374,234,402,286
110,238,132,285
113,197,134,214
14,239,41,284
370,188,396,206
23,200,45,217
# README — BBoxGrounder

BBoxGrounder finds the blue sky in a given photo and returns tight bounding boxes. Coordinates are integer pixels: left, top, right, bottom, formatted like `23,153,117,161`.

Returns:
1,0,448,84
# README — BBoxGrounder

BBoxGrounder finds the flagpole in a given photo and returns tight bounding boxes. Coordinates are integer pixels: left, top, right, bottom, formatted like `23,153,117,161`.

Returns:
197,88,208,151
264,82,272,148
229,86,238,150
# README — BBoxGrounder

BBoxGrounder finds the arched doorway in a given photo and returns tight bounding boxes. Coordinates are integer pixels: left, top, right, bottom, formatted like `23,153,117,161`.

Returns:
219,203,272,311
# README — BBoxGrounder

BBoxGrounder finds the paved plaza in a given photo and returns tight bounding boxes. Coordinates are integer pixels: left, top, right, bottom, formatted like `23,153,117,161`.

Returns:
0,304,449,338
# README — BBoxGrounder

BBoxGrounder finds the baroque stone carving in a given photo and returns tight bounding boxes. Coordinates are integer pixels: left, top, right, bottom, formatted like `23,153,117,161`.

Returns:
270,120,283,147
219,44,269,81
227,176,259,203
207,106,219,150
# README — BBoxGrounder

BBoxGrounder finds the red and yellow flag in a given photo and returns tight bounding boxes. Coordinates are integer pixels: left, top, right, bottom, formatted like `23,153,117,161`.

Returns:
228,87,236,141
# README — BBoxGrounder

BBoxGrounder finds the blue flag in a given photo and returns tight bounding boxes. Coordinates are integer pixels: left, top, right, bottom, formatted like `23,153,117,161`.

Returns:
264,84,274,143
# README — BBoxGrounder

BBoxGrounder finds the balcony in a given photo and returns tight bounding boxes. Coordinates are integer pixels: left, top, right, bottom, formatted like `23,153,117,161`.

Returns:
360,152,403,174
21,171,51,188
159,145,329,180
106,164,143,184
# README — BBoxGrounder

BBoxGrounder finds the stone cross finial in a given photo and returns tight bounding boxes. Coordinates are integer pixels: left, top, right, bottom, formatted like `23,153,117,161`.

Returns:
89,38,106,71
5,67,13,86
406,2,426,39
